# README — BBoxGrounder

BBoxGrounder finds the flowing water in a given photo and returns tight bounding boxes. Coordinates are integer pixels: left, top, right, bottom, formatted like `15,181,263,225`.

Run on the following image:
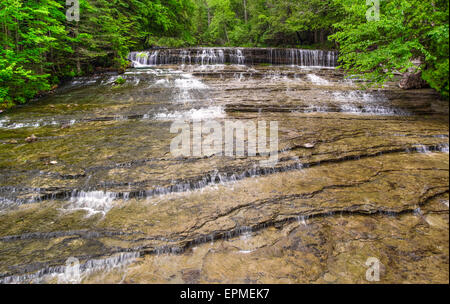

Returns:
0,48,448,283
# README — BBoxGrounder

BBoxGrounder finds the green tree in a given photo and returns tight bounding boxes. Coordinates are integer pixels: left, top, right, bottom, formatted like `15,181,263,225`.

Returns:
0,0,197,108
330,0,449,98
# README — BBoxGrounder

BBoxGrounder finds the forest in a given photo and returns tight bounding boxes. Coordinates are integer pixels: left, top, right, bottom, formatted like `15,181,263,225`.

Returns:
0,0,449,109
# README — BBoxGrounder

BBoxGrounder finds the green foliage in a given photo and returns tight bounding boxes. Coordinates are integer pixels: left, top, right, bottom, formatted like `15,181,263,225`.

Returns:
0,0,65,107
421,23,449,98
114,76,126,85
192,0,343,47
1,0,448,107
0,0,195,108
330,0,449,98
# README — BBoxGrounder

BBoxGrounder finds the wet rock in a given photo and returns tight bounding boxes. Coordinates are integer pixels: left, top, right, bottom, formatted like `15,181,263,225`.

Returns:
181,269,201,284
399,72,428,90
0,63,448,284
323,273,337,283
25,134,37,143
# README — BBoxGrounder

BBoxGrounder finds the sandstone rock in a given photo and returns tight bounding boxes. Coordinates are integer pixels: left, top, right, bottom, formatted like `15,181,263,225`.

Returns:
181,269,201,284
323,273,337,283
0,64,448,284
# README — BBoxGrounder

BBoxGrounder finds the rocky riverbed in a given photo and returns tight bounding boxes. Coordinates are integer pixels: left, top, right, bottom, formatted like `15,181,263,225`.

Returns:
0,52,448,283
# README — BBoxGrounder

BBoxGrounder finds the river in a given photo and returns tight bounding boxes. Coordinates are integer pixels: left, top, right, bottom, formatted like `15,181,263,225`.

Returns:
0,48,448,283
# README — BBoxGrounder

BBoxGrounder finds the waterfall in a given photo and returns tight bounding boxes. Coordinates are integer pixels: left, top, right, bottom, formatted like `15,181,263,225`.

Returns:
195,49,225,65
127,48,338,67
287,49,337,66
230,49,245,64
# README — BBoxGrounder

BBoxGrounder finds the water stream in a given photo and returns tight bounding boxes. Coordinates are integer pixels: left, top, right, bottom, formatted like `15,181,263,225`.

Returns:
0,48,448,284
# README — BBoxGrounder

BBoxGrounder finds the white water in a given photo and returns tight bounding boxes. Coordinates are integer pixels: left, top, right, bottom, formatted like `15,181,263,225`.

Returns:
67,191,118,216
128,48,337,67
0,117,61,129
306,74,330,85
174,74,209,90
0,252,140,284
332,91,388,103
155,106,225,121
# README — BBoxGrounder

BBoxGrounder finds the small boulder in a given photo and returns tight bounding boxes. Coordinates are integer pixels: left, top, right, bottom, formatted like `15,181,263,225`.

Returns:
303,143,315,149
25,134,37,143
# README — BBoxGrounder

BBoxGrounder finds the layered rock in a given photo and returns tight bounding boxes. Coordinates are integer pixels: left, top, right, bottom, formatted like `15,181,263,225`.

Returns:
0,62,448,284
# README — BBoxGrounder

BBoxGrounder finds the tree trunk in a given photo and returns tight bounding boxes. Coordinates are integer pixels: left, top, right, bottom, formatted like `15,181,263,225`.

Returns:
243,0,248,24
75,25,81,75
205,0,211,26
295,31,302,46
15,17,19,52
224,26,230,44
320,29,325,44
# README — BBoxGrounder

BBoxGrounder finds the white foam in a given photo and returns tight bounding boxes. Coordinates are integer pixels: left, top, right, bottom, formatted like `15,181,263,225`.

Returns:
332,91,387,103
155,106,225,121
67,191,118,216
238,250,254,254
154,79,170,87
307,74,330,85
174,76,208,90
0,252,140,284
0,118,60,129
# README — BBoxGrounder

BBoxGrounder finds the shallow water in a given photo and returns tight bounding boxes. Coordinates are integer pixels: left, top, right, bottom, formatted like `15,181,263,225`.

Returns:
0,55,448,283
